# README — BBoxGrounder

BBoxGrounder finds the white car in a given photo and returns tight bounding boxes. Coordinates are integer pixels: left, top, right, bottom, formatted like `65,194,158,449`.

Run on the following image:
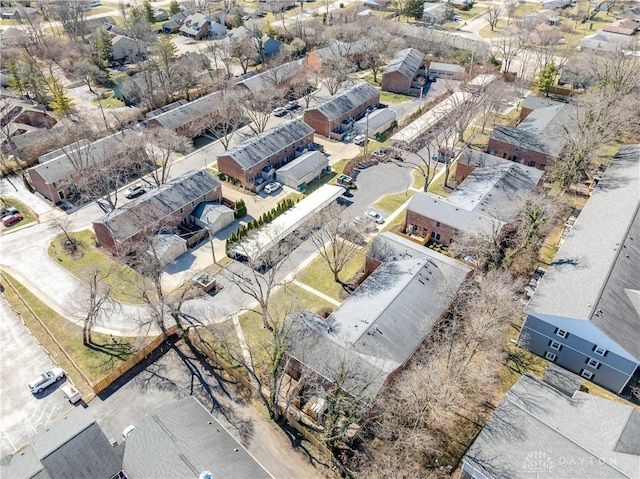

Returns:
122,425,136,440
365,210,384,224
29,368,65,394
353,134,366,146
264,182,282,194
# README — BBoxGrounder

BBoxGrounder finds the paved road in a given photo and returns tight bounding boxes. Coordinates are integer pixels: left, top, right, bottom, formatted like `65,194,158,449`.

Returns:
89,340,325,478
0,295,71,457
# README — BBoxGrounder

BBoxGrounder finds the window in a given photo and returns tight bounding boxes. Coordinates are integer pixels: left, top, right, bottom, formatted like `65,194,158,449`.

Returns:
594,346,607,356
581,370,594,380
529,161,536,167
587,358,600,368
436,222,441,227
555,328,568,339
430,232,441,241
550,341,561,351
544,352,557,362
190,201,195,207
179,207,184,214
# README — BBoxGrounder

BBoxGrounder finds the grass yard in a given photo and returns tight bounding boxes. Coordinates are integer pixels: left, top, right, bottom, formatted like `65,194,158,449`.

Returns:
479,2,541,37
427,163,457,198
296,247,368,302
380,91,412,104
412,169,427,190
0,270,144,394
381,213,405,233
373,190,414,213
48,230,150,304
538,223,563,266
329,158,350,180
94,95,125,109
0,196,37,230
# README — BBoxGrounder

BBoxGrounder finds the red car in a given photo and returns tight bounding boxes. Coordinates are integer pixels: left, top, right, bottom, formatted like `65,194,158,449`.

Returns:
2,213,23,227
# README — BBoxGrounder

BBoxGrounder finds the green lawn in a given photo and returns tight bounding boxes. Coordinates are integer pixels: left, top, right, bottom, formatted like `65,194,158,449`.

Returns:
0,196,37,230
380,91,412,104
48,230,150,304
329,158,350,182
538,223,563,266
381,212,405,233
373,190,414,213
94,95,125,109
427,164,457,198
0,270,143,393
296,248,367,302
479,2,542,37
412,169,427,190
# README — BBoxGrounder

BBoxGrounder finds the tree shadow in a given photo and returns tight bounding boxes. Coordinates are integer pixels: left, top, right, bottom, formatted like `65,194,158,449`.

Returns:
87,340,134,361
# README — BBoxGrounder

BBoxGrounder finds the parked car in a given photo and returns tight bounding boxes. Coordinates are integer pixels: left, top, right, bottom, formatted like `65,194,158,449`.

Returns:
372,150,385,159
273,107,288,117
28,367,65,394
451,14,461,21
353,134,366,146
0,207,18,219
122,425,136,440
342,188,353,198
432,146,457,163
125,184,146,199
2,213,23,227
285,100,299,110
365,210,384,224
342,132,355,143
264,181,282,194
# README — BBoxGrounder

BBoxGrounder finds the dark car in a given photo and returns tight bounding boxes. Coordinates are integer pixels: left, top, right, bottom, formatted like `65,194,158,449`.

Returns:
285,100,299,110
0,207,19,219
342,189,353,198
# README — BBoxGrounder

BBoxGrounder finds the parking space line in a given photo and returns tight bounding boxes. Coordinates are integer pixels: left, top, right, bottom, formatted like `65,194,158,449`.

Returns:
1,429,17,452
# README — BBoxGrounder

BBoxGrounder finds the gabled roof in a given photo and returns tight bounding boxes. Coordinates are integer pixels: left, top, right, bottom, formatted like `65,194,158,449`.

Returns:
354,107,396,131
276,149,327,181
223,119,314,170
422,2,446,16
94,169,221,243
0,407,123,479
310,39,369,61
526,145,640,361
29,130,136,184
464,374,640,479
287,232,471,399
490,102,575,158
147,91,222,130
603,18,640,35
383,48,424,80
521,95,565,111
581,31,639,51
191,201,234,223
233,59,303,93
180,12,211,34
308,83,379,122
123,397,272,478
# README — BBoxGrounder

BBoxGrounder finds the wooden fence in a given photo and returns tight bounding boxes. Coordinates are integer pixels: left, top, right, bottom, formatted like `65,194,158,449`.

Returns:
92,326,178,394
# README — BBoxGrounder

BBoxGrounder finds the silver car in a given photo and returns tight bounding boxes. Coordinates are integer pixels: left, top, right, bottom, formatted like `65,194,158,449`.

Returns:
28,368,65,394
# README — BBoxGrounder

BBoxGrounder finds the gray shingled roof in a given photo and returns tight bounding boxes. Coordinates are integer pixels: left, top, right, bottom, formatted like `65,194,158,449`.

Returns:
29,130,136,184
1,407,122,479
311,39,369,61
224,119,314,170
309,83,380,122
123,397,272,478
93,169,221,243
464,374,640,479
408,192,503,234
384,48,424,80
147,91,222,130
287,232,470,399
521,96,565,111
428,62,465,74
526,144,640,361
490,103,575,158
276,150,327,182
233,59,302,93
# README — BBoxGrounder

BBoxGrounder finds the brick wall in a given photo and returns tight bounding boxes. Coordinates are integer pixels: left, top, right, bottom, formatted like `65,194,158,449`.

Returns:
218,132,314,186
306,51,323,71
28,169,63,203
304,95,380,137
381,71,412,94
454,162,475,183
487,138,553,170
405,210,459,245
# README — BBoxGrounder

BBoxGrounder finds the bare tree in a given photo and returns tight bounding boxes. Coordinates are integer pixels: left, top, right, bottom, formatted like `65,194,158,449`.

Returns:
307,204,364,284
50,216,79,254
504,0,517,25
190,90,246,150
142,127,191,187
494,30,523,74
319,56,354,96
81,268,117,346
487,4,502,32
588,49,640,96
53,0,87,42
231,34,256,75
243,86,282,134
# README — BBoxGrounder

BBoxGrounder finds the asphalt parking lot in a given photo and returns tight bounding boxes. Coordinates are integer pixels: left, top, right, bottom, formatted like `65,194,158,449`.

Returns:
0,296,71,457
88,339,323,478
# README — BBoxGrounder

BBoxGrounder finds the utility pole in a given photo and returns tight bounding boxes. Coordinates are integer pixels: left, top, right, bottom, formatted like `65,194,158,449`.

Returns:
207,219,217,265
364,110,369,155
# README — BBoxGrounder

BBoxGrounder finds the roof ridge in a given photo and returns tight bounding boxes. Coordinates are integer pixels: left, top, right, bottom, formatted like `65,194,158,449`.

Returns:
506,377,635,478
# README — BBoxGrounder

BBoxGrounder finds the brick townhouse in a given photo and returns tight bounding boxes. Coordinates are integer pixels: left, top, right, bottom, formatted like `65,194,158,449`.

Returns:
381,48,426,95
217,119,315,188
303,83,380,137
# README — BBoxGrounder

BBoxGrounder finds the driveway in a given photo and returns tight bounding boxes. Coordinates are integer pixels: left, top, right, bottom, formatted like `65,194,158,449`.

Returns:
89,340,326,478
0,295,71,457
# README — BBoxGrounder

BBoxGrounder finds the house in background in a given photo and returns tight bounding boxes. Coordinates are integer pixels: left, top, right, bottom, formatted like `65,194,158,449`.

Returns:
146,91,222,137
232,59,303,94
27,130,146,204
217,119,315,188
427,62,466,80
487,96,575,169
405,149,544,245
92,169,223,254
110,33,141,62
423,3,447,23
518,144,640,396
461,374,640,479
286,232,471,402
306,39,368,71
303,82,380,137
163,12,188,33
580,30,639,55
603,18,640,36
381,48,426,95
0,96,57,154
179,12,226,40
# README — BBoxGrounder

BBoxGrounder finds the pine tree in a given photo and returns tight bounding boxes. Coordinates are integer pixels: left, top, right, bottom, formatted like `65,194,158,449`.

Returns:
95,28,114,62
168,0,181,15
143,0,156,23
534,61,559,97
7,59,25,96
48,76,74,117
405,0,425,20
